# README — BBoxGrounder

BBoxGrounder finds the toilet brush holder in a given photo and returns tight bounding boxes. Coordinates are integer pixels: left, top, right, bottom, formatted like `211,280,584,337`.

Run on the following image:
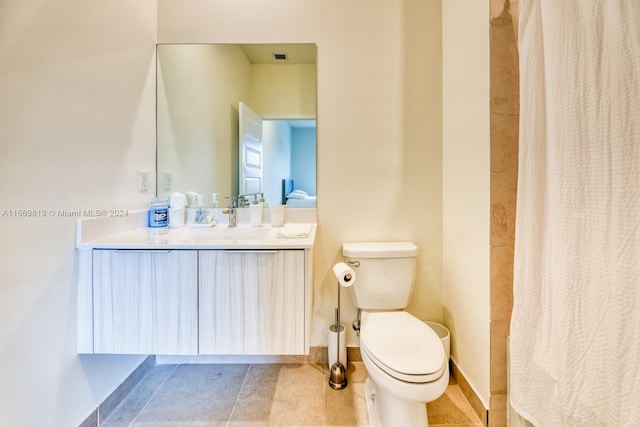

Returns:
329,307,347,390
329,360,347,390
327,323,347,370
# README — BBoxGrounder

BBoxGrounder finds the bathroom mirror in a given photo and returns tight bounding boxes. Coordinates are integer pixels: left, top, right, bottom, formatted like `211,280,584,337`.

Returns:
156,43,317,207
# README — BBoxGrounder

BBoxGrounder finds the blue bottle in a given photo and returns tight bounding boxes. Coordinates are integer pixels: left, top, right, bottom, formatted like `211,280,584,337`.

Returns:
148,199,169,227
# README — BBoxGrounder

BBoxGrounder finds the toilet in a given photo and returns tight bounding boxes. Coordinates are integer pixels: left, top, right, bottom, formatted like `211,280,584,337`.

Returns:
343,242,449,427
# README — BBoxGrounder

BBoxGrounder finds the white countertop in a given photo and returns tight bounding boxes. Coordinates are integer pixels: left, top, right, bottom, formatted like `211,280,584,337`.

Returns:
78,223,316,250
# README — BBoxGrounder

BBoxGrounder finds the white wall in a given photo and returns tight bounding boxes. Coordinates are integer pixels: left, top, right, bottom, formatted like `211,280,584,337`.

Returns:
0,1,157,426
158,0,443,346
442,0,491,407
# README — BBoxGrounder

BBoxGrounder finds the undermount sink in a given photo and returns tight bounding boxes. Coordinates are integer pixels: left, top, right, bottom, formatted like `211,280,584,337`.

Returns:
186,225,272,239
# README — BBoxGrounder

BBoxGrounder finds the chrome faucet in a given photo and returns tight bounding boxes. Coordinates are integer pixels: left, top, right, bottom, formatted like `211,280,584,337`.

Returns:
237,194,248,207
237,192,264,207
222,196,238,228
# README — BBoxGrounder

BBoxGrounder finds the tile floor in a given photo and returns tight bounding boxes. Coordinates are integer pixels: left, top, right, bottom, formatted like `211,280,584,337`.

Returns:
102,362,483,427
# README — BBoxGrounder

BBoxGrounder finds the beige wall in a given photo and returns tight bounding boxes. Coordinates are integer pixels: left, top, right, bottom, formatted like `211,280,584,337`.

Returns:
158,0,444,346
0,1,503,425
0,1,157,425
251,63,317,118
157,44,250,198
442,0,491,408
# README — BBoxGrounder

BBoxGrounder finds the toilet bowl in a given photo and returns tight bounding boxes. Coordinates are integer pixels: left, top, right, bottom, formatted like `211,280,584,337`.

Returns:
360,311,449,427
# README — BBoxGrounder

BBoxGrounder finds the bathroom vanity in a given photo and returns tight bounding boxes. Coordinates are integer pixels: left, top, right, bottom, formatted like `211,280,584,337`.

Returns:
76,210,315,356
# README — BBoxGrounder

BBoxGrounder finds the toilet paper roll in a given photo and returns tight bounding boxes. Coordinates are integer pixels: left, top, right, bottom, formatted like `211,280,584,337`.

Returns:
333,262,356,287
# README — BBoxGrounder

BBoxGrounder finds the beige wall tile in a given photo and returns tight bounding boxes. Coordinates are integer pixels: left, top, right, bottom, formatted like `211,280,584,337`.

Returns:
489,408,507,427
490,393,507,410
490,172,517,246
491,23,516,44
490,0,510,24
490,246,514,322
507,41,520,108
491,97,510,116
490,114,519,173
490,0,519,419
489,394,508,427
490,41,509,98
490,320,509,394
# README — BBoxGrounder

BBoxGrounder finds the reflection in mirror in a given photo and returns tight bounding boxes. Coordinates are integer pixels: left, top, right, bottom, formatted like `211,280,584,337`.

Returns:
156,43,317,208
263,119,316,207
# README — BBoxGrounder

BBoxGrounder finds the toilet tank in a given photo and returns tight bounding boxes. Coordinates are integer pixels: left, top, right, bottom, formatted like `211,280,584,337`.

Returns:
343,242,419,310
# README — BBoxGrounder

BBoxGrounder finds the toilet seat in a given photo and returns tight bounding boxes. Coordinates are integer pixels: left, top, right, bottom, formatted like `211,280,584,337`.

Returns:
360,311,445,383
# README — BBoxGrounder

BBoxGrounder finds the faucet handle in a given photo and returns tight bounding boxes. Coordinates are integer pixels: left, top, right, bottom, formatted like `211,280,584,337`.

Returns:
225,196,238,208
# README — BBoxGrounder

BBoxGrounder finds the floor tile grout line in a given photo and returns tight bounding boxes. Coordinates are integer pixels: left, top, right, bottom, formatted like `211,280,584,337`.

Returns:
125,363,179,427
225,363,253,427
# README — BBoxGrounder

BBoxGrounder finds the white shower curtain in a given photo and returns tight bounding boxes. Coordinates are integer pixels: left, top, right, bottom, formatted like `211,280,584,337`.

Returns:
510,1,640,426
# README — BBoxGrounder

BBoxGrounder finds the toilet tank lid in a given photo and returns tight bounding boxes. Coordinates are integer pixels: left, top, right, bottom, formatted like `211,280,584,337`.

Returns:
343,242,418,258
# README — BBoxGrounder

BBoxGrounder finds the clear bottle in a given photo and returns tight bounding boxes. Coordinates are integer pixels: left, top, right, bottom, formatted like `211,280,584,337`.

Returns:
194,203,208,224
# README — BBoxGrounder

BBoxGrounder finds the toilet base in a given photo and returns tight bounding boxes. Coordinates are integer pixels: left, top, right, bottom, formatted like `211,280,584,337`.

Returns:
365,378,429,427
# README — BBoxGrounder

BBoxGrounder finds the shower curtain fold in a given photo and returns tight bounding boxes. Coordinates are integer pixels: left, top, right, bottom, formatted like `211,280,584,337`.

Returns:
510,1,640,426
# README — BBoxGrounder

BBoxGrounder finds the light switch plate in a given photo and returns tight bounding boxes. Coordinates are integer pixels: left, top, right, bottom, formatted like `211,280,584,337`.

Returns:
138,170,149,192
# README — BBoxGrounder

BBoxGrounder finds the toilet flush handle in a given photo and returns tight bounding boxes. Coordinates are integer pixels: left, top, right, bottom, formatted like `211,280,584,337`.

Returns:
353,308,362,336
347,260,360,268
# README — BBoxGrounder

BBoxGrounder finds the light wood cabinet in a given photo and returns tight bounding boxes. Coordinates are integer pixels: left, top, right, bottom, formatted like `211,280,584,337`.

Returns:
92,250,198,354
198,250,305,354
86,248,308,355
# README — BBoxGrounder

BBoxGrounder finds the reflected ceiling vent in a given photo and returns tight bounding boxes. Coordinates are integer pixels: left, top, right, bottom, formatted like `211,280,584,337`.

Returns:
272,52,289,61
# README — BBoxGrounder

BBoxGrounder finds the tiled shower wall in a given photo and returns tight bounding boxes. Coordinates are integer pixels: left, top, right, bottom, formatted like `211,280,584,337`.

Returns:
489,0,519,426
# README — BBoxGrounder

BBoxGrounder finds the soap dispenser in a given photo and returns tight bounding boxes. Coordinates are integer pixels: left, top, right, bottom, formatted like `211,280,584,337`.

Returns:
211,193,220,208
259,192,269,208
249,194,263,227
194,203,208,224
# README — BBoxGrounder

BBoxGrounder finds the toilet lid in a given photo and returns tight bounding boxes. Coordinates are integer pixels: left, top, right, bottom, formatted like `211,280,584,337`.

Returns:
360,311,445,383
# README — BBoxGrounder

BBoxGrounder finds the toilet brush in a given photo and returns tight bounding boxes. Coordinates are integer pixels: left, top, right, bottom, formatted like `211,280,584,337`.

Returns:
329,288,347,389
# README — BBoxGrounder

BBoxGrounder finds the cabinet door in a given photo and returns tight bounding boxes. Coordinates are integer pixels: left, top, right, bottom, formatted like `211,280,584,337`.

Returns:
199,250,305,354
93,250,198,354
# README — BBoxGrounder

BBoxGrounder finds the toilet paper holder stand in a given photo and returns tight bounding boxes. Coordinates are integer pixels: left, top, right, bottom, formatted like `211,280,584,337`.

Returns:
328,303,347,390
329,262,358,390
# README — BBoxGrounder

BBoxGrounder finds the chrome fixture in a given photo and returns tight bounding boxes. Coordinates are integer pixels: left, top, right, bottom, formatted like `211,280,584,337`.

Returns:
223,196,238,228
237,192,265,207
352,308,362,337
